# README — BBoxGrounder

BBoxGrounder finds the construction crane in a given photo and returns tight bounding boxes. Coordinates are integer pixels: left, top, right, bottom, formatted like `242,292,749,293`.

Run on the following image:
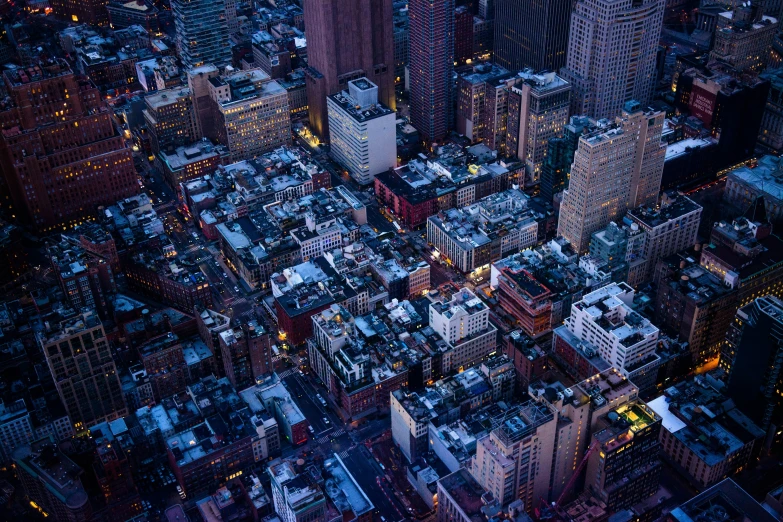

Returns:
536,441,602,520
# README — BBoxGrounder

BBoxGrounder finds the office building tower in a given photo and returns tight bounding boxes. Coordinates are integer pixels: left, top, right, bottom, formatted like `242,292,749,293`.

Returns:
39,312,128,431
455,63,514,151
584,401,662,511
668,479,778,522
561,0,665,119
506,71,571,185
539,116,591,202
626,193,702,286
14,438,92,522
187,64,221,139
172,0,231,69
218,322,272,390
205,68,292,161
653,252,736,364
470,402,557,508
304,0,396,139
143,88,198,155
0,60,138,232
409,0,455,143
711,3,778,73
455,5,474,65
722,296,783,450
494,0,573,72
327,78,397,185
50,0,108,25
557,103,665,253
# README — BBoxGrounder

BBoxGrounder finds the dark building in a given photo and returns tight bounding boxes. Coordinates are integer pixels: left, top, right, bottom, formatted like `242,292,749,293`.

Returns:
585,402,662,512
218,322,272,389
14,438,93,522
50,0,109,25
455,5,474,66
722,296,783,451
539,116,590,203
107,0,160,32
673,63,770,180
493,0,572,72
275,284,335,346
409,0,454,143
0,60,139,232
93,440,142,519
304,0,396,138
666,479,778,522
653,251,738,364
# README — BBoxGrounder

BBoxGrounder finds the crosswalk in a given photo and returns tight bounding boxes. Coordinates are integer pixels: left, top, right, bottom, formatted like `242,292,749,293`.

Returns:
278,367,298,379
337,449,350,459
316,428,346,444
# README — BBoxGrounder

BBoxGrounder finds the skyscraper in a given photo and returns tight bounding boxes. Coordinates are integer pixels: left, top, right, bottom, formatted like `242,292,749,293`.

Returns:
722,296,783,450
557,102,665,253
304,0,396,139
494,0,573,72
39,312,128,431
409,0,455,143
561,0,665,119
172,0,232,70
0,60,139,232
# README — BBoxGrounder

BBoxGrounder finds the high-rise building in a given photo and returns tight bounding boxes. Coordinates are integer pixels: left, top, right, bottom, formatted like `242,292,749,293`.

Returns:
493,0,573,72
304,0,396,139
409,0,455,143
561,0,665,119
204,68,292,161
557,103,665,253
505,71,571,185
626,193,702,286
143,88,198,155
172,0,231,69
327,78,397,185
722,296,783,450
218,322,272,390
0,60,139,232
50,0,108,25
539,116,591,202
39,312,128,431
14,438,93,522
584,401,662,511
187,64,221,139
711,3,778,73
470,402,557,508
455,5,474,66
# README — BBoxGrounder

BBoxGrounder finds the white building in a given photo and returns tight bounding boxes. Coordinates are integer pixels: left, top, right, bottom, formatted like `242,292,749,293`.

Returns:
564,282,659,373
327,78,397,185
429,288,497,372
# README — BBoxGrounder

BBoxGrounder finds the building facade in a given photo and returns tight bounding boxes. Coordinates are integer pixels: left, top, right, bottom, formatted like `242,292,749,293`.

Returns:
304,0,396,138
561,0,665,119
409,0,455,143
327,78,396,185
